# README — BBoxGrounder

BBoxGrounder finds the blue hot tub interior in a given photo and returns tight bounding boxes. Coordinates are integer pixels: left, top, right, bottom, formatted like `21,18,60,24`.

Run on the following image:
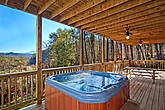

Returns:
46,70,129,103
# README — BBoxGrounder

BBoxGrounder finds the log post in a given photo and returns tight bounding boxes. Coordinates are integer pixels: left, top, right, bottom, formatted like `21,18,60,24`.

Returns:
102,36,105,72
114,41,117,61
128,45,131,66
122,43,125,61
36,15,42,105
80,29,84,70
122,43,125,67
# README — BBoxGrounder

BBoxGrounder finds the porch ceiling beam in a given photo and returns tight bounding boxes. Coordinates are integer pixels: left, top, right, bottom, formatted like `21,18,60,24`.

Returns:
80,0,165,29
60,0,106,22
97,20,165,34
107,36,165,45
38,0,57,15
107,24,165,34
91,14,165,33
120,37,165,45
68,0,129,25
87,6,165,32
127,39,165,45
24,0,33,11
110,34,165,41
72,0,154,27
50,0,81,19
104,33,165,42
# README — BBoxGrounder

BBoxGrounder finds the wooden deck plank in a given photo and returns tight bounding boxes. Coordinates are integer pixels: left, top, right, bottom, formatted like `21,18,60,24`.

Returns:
151,79,159,110
130,77,143,94
138,78,153,110
130,77,145,99
158,78,164,110
132,77,148,101
136,78,152,103
129,77,138,93
163,78,165,110
143,79,156,110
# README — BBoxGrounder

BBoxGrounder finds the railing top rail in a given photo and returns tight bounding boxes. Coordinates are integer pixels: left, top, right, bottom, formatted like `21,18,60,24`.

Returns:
83,63,102,66
132,60,165,62
42,65,81,72
0,70,37,79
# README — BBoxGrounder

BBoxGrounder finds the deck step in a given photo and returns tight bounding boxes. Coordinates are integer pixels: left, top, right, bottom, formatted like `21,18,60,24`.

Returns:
120,99,140,110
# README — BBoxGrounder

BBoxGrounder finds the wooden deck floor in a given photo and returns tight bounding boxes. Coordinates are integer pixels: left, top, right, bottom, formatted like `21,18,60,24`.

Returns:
130,73,165,110
22,72,165,110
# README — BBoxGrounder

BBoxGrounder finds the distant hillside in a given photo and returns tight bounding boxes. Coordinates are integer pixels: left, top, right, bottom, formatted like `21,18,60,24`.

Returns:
0,52,33,59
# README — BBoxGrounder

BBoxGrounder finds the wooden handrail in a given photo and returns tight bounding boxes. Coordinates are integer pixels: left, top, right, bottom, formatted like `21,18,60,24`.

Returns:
0,71,37,110
130,60,165,70
0,70,37,78
0,60,134,109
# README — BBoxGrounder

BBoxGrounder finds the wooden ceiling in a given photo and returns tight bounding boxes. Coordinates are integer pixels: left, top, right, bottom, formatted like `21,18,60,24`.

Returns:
0,0,165,45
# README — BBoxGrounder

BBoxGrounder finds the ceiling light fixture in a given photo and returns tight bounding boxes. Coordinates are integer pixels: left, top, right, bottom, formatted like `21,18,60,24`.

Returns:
125,27,130,40
126,31,130,40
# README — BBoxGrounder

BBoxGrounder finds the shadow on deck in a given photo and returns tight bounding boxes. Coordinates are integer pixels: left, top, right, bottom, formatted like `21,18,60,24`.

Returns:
21,72,165,110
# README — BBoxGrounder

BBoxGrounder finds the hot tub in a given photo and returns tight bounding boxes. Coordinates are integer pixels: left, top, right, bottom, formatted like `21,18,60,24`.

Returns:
45,70,129,110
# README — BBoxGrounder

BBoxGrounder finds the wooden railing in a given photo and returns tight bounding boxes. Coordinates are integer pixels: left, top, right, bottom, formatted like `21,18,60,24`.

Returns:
0,60,129,109
130,60,165,70
0,71,37,110
42,66,81,97
83,63,103,71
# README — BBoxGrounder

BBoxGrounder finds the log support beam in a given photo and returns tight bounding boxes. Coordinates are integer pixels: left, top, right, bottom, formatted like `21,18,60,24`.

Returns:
122,43,125,61
5,0,8,5
80,29,84,69
102,36,105,72
36,15,42,105
128,45,131,66
38,0,57,15
114,41,117,61
24,0,33,11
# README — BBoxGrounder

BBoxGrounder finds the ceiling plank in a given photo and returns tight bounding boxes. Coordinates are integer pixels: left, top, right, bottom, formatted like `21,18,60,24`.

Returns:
91,14,165,33
60,0,106,22
74,0,164,27
87,5,165,32
38,0,57,15
68,0,129,25
82,1,165,30
24,0,33,11
50,0,81,19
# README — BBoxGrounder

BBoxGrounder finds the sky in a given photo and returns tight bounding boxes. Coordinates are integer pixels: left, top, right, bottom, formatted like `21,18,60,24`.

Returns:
0,5,71,53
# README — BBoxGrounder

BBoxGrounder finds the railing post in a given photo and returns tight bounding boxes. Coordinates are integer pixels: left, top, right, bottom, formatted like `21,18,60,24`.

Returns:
36,14,42,105
102,36,105,72
80,29,84,70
